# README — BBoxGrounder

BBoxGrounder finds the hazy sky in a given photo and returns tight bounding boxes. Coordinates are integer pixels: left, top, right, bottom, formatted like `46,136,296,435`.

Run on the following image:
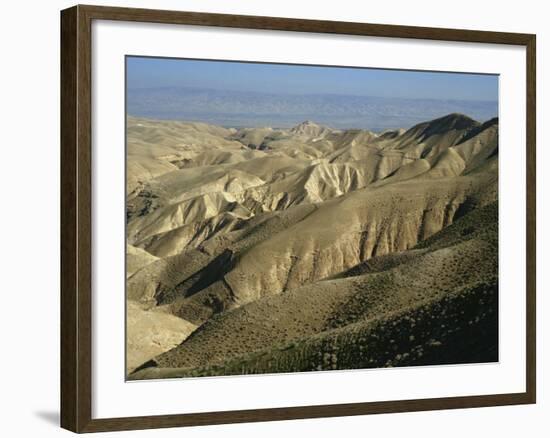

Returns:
127,56,498,102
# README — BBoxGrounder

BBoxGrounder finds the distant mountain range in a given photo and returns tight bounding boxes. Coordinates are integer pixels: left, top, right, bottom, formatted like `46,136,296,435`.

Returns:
127,86,498,131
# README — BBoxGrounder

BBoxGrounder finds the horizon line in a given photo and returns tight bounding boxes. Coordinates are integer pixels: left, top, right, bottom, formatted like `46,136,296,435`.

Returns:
127,85,498,104
126,112,499,132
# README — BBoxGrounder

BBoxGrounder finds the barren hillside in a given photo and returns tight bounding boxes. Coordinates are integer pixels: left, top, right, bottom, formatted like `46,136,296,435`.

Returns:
125,113,498,378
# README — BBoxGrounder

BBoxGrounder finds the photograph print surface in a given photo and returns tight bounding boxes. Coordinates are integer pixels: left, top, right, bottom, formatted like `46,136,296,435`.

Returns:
125,57,499,380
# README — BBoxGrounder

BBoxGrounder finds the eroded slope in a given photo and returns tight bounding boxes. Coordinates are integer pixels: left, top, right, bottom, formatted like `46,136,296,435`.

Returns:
126,113,499,377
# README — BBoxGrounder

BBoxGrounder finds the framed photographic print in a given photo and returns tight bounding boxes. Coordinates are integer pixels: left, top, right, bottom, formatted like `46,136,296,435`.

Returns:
60,4,536,433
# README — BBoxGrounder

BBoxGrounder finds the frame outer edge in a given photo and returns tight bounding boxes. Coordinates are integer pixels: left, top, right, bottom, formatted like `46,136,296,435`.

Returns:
77,3,94,432
525,34,536,403
60,5,79,433
61,5,94,433
60,4,537,432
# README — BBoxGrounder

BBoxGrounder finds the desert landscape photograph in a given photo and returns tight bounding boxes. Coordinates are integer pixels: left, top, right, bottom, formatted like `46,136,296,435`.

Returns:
125,57,499,380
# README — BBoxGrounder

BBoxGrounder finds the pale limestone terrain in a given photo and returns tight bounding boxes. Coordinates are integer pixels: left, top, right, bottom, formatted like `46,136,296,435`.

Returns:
125,113,499,379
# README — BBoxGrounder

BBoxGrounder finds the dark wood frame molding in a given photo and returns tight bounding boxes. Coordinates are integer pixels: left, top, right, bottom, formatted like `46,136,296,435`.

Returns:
60,4,536,433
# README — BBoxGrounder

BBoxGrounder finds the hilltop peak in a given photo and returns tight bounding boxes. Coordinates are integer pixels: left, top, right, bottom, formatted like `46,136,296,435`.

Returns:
406,113,480,140
438,112,478,125
293,120,319,128
290,120,331,137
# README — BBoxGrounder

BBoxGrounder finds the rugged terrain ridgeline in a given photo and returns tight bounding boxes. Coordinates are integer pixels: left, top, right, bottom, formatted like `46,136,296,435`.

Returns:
125,113,498,378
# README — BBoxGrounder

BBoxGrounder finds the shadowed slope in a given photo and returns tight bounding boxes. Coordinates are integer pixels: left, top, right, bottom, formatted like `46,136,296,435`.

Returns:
130,202,497,379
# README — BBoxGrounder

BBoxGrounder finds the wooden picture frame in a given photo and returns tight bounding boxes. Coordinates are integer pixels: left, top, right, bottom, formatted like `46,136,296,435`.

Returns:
61,4,536,433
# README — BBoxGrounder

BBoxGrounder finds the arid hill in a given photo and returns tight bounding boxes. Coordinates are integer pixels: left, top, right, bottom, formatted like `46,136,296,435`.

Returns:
125,113,498,378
